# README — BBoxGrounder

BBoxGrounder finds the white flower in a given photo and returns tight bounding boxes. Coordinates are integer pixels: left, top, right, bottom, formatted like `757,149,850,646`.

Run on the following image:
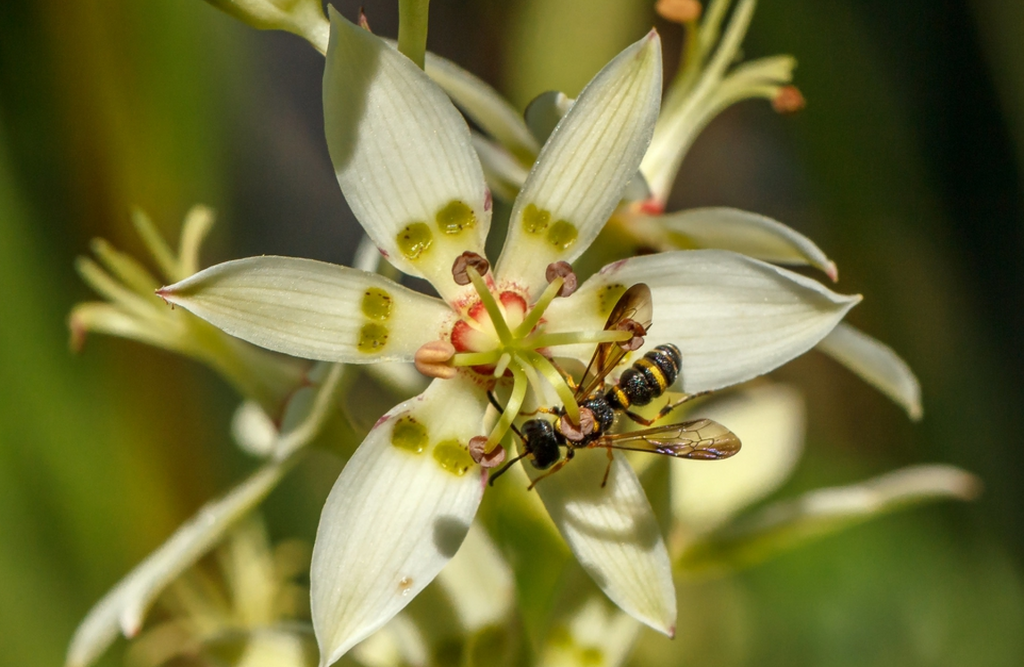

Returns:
157,11,859,666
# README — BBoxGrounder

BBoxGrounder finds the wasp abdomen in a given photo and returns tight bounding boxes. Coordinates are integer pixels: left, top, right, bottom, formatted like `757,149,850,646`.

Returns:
607,344,682,409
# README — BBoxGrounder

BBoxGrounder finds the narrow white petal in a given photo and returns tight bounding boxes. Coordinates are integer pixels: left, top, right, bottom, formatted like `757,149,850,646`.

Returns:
66,462,289,667
436,523,514,631
495,32,663,297
231,400,278,458
678,465,981,574
816,322,923,420
311,376,488,666
423,51,540,161
159,256,451,364
324,9,490,301
545,250,861,393
528,451,676,637
651,207,838,280
672,384,805,532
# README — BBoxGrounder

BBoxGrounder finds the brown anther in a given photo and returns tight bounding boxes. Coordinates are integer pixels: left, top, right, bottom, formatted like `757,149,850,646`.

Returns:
560,407,596,443
452,251,490,286
772,86,806,114
414,340,457,379
655,0,702,24
469,436,506,468
615,319,647,351
545,261,578,297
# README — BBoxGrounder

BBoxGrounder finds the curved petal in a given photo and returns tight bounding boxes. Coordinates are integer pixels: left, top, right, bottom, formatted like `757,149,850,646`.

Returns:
324,9,489,302
471,133,530,203
495,31,663,298
436,523,514,632
66,462,290,667
649,207,838,280
423,51,540,162
527,451,676,637
523,90,574,145
158,256,451,364
543,250,861,393
816,322,923,420
672,384,805,533
311,376,488,666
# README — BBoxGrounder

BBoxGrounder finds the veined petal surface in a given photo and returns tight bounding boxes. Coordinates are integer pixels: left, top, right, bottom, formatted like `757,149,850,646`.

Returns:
311,376,488,666
816,322,923,420
672,384,805,533
324,9,489,302
158,256,451,364
528,450,676,636
495,32,663,298
544,250,861,393
651,207,838,280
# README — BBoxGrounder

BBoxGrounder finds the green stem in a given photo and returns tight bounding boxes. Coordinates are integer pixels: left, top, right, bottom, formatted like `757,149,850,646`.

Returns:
397,0,430,69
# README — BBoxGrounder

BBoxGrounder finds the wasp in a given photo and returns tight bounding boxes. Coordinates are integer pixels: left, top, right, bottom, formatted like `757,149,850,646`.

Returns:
489,283,741,488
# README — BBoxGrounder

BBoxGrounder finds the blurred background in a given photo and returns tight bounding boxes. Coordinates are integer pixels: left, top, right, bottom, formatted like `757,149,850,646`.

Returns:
1,0,1022,664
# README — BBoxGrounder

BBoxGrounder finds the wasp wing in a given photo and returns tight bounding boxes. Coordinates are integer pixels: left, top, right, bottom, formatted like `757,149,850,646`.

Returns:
577,283,654,400
594,418,741,460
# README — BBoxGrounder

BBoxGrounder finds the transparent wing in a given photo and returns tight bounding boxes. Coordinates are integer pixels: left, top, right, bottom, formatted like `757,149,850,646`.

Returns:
577,283,654,399
595,418,741,460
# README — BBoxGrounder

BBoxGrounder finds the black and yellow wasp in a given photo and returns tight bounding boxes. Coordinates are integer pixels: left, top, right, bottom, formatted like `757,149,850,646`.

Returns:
489,283,741,488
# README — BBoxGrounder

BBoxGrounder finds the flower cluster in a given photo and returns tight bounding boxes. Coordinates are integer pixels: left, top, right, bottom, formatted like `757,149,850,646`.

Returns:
64,2,978,667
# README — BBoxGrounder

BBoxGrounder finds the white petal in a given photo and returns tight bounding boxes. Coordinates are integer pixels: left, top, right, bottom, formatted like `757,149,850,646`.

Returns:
471,133,530,203
527,451,676,637
436,523,514,632
678,465,981,573
495,32,663,297
232,400,278,458
545,250,861,392
324,9,490,302
158,256,451,364
672,384,805,532
66,462,289,667
651,207,838,280
816,322,923,420
311,376,488,666
423,51,540,162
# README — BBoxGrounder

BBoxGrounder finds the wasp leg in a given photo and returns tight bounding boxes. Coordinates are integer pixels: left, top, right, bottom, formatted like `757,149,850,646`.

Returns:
527,449,574,490
600,448,614,488
621,390,715,426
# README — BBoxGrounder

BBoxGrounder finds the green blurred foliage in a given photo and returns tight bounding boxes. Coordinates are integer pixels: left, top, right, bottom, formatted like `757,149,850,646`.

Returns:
1,0,1023,665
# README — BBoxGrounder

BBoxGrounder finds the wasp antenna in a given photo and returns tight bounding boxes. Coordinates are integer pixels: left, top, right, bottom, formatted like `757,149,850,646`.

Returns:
488,452,528,486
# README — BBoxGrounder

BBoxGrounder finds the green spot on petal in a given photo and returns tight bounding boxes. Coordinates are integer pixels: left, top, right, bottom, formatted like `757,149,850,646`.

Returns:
358,322,389,353
547,220,578,250
397,222,433,260
433,439,473,476
391,416,428,454
361,287,393,321
436,200,477,235
522,203,550,234
597,283,627,317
